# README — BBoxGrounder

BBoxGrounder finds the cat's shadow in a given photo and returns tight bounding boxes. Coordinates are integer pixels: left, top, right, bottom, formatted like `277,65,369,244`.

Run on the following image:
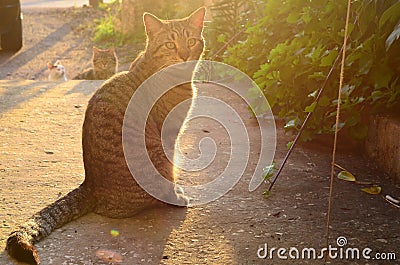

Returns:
51,206,186,264
2,206,187,265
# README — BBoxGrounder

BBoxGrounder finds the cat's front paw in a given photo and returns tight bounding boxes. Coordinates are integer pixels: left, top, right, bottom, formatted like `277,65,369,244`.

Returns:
175,186,192,207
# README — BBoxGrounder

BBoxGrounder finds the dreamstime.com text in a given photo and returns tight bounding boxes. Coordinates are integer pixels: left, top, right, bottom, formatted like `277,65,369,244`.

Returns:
257,236,397,261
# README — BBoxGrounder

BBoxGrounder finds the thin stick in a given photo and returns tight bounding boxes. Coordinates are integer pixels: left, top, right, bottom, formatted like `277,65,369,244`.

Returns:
325,0,352,258
268,40,345,192
209,28,246,60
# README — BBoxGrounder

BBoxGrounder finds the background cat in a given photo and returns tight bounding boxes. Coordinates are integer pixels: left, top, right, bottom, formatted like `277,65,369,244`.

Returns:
47,60,67,81
73,46,118,80
7,7,206,265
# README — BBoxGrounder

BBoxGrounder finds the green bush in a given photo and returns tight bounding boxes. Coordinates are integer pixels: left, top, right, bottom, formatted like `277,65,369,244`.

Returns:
205,0,264,59
93,0,126,46
221,0,400,141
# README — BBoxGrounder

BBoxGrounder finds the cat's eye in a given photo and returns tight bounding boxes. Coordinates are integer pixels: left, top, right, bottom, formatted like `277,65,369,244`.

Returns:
188,38,196,47
165,42,176,49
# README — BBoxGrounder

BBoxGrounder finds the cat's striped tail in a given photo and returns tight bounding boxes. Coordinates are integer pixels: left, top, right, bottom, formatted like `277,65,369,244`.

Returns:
6,185,94,265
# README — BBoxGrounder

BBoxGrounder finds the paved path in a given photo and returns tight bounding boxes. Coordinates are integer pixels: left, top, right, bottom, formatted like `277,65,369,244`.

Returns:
0,80,399,264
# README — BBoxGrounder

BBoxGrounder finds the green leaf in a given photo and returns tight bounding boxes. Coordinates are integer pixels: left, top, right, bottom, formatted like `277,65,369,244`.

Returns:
284,119,297,129
358,56,373,75
337,171,356,182
371,90,384,102
331,122,345,131
286,141,294,150
304,101,317,113
361,185,382,195
263,190,271,198
308,90,318,98
341,84,355,97
320,49,338,67
379,2,400,29
386,22,400,51
262,162,276,182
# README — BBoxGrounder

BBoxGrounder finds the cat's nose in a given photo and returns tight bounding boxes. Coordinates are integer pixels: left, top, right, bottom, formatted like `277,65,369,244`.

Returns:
178,50,190,61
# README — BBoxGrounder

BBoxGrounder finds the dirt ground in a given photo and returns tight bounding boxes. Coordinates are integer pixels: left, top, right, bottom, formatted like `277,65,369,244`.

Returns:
0,7,137,80
0,7,399,265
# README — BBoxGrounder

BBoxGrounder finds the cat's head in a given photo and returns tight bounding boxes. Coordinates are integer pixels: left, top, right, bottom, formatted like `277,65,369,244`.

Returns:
143,7,206,66
47,60,67,81
92,46,118,71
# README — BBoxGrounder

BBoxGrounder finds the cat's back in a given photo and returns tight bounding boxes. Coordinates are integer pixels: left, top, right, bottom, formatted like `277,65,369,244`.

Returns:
82,72,132,187
87,71,133,109
82,70,157,217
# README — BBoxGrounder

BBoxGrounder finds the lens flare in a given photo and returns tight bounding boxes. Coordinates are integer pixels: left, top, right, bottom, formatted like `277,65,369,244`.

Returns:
122,60,276,206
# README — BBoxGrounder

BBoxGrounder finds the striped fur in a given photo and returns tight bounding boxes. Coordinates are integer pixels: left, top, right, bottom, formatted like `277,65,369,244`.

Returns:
74,46,118,80
6,7,205,264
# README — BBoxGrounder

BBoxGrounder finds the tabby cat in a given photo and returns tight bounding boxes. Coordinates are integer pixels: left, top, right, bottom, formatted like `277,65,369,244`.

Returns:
6,7,205,265
47,60,67,81
73,46,118,80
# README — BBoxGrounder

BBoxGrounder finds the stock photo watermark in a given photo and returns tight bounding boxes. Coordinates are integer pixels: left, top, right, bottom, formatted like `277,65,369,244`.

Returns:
122,60,276,206
257,236,397,261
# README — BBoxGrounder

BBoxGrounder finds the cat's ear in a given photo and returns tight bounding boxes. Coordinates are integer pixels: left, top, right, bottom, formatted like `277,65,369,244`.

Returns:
54,60,61,65
143,13,164,36
188,7,206,28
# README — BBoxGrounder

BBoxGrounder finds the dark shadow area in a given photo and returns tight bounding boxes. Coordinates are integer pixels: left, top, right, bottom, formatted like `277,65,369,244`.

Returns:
0,206,187,264
0,80,102,117
0,23,71,79
31,41,88,80
0,80,58,115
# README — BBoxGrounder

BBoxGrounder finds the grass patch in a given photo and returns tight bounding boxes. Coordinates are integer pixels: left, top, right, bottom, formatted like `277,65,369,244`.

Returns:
93,0,128,47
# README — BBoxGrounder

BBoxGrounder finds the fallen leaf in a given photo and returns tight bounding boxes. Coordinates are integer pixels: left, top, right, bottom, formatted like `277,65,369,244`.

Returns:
337,171,356,182
361,185,381,195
